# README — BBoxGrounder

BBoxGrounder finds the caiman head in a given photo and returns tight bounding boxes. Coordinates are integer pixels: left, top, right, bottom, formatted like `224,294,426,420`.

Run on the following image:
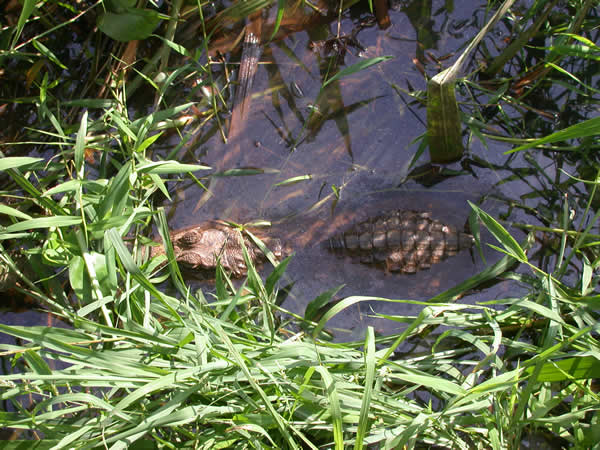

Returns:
154,221,285,277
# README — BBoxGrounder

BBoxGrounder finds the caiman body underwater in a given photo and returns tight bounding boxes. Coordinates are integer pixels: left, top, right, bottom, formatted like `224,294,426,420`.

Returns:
154,210,474,277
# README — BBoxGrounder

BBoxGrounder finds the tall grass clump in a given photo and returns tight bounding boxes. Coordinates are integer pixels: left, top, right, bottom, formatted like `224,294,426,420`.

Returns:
0,0,599,448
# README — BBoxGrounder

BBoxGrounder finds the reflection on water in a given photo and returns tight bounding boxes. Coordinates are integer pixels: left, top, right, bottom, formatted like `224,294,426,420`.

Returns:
151,2,527,339
158,1,490,224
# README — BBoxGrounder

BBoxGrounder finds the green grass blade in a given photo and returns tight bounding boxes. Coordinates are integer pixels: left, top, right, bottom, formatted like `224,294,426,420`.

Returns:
4,216,82,232
469,202,527,262
211,320,300,449
11,0,36,49
137,161,211,174
106,228,184,325
355,326,375,450
0,204,33,220
527,356,600,382
0,157,43,171
507,116,600,153
74,110,88,177
322,56,392,88
315,365,344,449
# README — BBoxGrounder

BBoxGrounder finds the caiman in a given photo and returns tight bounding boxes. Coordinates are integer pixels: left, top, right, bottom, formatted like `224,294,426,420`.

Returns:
151,221,285,278
153,210,474,277
0,211,474,293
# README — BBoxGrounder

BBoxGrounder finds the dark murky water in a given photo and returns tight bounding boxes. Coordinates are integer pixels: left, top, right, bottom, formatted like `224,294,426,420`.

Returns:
1,1,577,340
154,1,531,338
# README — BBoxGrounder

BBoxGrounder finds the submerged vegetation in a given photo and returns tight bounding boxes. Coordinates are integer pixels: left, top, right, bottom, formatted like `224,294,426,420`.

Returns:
1,0,599,448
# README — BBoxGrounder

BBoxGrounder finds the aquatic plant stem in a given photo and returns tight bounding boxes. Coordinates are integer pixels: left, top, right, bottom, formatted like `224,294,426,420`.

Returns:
427,0,516,163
